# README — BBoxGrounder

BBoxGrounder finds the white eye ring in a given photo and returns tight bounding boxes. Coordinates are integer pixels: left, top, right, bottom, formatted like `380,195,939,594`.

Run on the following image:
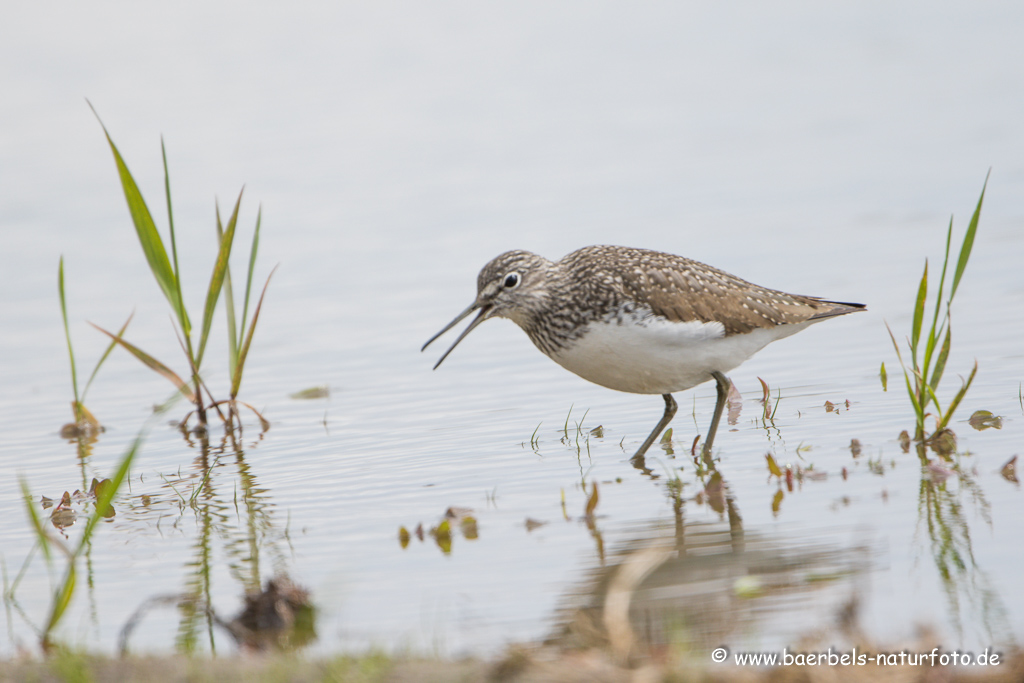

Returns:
503,272,521,289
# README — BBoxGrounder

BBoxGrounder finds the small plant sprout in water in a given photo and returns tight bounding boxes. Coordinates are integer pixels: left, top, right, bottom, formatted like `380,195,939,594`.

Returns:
89,106,274,436
886,174,988,446
57,256,131,439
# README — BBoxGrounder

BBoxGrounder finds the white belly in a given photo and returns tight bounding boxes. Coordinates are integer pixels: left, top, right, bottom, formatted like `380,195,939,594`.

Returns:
549,316,810,395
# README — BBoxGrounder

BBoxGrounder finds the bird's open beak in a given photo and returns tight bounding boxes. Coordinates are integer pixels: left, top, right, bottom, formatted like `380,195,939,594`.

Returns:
422,302,493,370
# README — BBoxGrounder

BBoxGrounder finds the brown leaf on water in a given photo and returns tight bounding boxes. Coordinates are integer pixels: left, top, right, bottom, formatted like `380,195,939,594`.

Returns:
1001,455,1018,484
50,507,76,529
444,506,474,521
589,425,604,438
765,453,782,477
41,495,54,509
289,386,330,400
757,377,770,403
524,518,547,532
968,409,1002,431
460,516,478,540
849,439,862,458
771,489,784,517
898,430,911,453
414,523,424,542
824,400,836,413
785,467,794,492
398,526,411,549
841,467,848,480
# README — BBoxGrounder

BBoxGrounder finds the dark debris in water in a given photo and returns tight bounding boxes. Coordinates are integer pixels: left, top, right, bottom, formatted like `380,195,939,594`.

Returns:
224,577,316,652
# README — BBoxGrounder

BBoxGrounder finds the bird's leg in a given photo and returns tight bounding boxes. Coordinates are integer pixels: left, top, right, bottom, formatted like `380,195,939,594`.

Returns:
633,393,677,460
700,371,731,460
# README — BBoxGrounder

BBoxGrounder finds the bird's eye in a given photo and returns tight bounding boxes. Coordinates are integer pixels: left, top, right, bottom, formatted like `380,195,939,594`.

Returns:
503,272,521,289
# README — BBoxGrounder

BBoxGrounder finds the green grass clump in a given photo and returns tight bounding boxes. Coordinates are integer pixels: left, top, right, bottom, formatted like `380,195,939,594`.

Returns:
89,105,273,433
887,173,988,443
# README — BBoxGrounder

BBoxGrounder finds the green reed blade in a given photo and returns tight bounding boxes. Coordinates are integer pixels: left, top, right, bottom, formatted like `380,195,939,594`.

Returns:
161,138,192,340
91,109,186,329
929,325,952,392
886,322,923,421
43,565,76,644
217,207,240,379
58,257,81,409
950,172,988,301
935,362,978,433
239,206,262,346
90,323,196,403
82,312,134,401
19,478,54,565
230,266,276,399
910,260,928,357
195,190,242,369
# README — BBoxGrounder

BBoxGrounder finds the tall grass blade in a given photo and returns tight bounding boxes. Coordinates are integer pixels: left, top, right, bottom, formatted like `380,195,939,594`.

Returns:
218,207,240,379
90,323,196,402
910,260,928,355
240,206,262,344
19,479,54,565
161,139,192,340
195,190,242,369
91,109,185,325
43,566,76,645
928,326,952,391
58,257,81,410
885,322,923,422
82,313,134,399
936,362,978,433
950,172,988,300
230,267,276,399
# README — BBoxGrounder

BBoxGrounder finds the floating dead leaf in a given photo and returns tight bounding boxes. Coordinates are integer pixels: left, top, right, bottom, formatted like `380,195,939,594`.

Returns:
660,428,673,444
824,400,836,413
765,453,782,477
898,430,911,453
589,425,604,438
40,495,54,509
925,429,957,458
841,467,848,481
140,494,152,506
431,520,452,554
414,523,424,541
58,491,72,508
968,410,1002,431
524,518,547,532
757,377,770,403
398,526,411,549
444,506,474,521
785,467,794,492
50,507,76,529
1001,455,1018,484
289,386,330,400
849,439,862,458
771,488,784,516
460,516,478,540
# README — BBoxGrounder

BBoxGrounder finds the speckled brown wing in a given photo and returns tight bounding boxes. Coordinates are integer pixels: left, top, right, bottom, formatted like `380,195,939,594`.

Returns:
570,246,860,336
